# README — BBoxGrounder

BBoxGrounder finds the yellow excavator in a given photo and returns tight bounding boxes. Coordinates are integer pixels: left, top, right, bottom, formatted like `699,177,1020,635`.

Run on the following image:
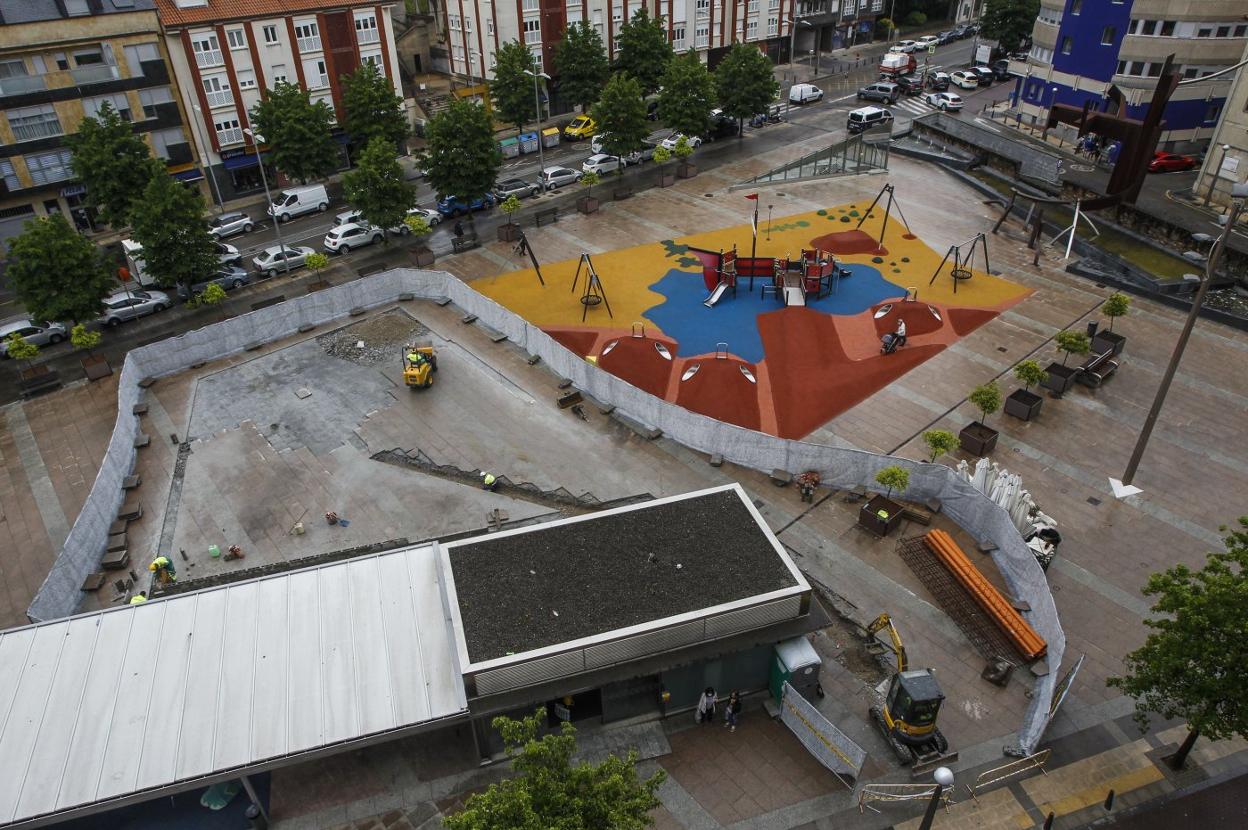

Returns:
402,343,438,389
865,613,956,769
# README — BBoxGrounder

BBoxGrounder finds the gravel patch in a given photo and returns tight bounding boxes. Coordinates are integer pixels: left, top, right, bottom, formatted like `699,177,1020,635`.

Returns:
448,489,799,662
317,309,429,366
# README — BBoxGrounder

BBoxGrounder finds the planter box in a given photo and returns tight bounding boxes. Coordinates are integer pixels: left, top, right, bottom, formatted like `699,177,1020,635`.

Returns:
577,196,599,214
677,162,698,179
1004,388,1043,421
1041,363,1079,397
658,172,676,188
408,246,435,267
81,354,113,381
1092,331,1125,356
958,422,999,456
497,223,521,242
858,495,904,537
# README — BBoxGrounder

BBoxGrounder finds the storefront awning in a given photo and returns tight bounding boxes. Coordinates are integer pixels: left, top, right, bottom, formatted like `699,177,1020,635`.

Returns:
172,168,204,182
222,152,267,171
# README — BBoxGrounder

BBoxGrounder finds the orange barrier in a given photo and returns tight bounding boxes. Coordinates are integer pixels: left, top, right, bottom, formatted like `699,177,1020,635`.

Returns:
924,529,1047,661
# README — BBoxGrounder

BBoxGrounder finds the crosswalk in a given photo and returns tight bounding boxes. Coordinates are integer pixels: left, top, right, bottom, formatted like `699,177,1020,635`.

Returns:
893,97,938,116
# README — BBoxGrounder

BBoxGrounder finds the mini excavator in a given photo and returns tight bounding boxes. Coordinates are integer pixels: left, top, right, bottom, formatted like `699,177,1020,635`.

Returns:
865,613,957,770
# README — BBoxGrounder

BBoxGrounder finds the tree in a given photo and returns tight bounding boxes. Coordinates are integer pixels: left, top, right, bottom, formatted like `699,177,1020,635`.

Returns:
4,333,39,371
492,40,539,131
424,99,503,201
714,43,779,137
875,465,910,499
556,22,610,112
70,323,101,356
188,282,227,308
343,136,415,237
1013,360,1048,392
590,73,648,164
403,213,432,237
969,381,1002,425
1102,292,1131,332
614,8,673,96
922,429,959,463
1054,330,1090,366
443,708,665,830
499,194,522,227
903,11,927,26
1108,518,1248,770
64,102,157,228
129,169,220,294
672,135,696,172
981,0,1041,54
340,62,409,149
658,51,717,140
250,81,338,183
5,214,114,324
306,251,330,277
580,170,601,201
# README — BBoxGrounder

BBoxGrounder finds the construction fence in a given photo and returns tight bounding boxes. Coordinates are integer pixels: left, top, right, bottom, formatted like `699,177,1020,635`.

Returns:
28,268,1065,757
779,681,865,783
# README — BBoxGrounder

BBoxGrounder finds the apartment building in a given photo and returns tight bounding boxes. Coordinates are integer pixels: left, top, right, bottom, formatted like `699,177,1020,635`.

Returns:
1010,0,1248,147
0,0,195,244
1193,37,1248,210
154,0,402,200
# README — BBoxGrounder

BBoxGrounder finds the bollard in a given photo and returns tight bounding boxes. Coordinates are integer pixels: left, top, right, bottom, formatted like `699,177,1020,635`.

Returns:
1103,789,1115,811
1042,812,1055,829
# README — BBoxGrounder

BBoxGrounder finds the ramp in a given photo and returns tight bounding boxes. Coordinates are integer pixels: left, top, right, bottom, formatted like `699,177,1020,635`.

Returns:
779,682,864,784
703,282,729,307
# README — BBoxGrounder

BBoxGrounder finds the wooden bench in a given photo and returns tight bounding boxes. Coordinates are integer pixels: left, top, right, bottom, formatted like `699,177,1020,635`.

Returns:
535,207,558,227
1076,348,1119,388
451,235,479,254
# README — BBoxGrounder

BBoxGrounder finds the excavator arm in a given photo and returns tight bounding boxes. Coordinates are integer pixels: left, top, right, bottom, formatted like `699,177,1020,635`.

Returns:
865,613,908,674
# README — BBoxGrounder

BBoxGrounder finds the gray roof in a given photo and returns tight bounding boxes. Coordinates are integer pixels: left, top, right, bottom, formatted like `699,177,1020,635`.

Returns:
0,0,155,25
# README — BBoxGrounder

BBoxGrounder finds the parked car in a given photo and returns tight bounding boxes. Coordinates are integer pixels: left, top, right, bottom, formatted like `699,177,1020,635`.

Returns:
895,75,924,96
990,59,1012,80
936,30,958,45
1148,151,1197,173
914,35,939,50
926,71,951,91
950,70,980,90
893,40,917,53
660,132,703,150
788,83,823,104
0,319,66,357
435,193,496,217
704,116,738,140
406,207,442,226
623,140,659,165
968,66,996,86
951,24,971,39
925,91,963,111
175,266,251,300
98,290,170,327
208,211,253,239
646,99,660,121
215,241,242,267
252,245,315,278
562,115,597,140
582,154,623,175
266,184,329,222
324,222,384,253
847,106,894,134
540,166,582,190
334,208,364,226
858,82,900,104
494,178,542,199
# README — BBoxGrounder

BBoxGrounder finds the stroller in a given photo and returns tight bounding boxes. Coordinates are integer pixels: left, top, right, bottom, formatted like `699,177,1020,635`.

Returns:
880,331,907,354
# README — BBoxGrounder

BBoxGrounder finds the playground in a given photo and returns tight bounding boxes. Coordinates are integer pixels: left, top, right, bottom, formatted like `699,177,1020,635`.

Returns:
475,191,1030,438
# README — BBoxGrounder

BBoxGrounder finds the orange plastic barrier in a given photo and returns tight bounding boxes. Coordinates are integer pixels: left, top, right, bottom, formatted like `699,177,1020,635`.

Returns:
924,529,1047,661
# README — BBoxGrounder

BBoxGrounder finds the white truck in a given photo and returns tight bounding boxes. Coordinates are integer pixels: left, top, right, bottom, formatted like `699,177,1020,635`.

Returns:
879,52,917,77
121,239,159,288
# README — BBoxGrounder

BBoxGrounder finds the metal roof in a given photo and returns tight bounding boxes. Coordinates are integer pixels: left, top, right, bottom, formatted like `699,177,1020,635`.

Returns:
0,544,465,828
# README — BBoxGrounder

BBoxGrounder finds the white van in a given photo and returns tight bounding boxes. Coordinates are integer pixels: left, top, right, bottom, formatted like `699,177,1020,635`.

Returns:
788,83,824,104
267,184,329,222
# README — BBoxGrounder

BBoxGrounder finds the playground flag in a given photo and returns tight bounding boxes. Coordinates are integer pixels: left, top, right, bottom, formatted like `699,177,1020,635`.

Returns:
746,193,758,238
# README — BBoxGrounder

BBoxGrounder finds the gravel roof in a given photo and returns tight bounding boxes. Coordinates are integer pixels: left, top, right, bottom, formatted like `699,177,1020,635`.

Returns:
448,488,800,663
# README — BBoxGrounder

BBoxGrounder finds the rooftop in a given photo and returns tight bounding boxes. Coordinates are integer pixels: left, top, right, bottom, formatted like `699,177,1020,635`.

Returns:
153,0,379,27
0,0,154,24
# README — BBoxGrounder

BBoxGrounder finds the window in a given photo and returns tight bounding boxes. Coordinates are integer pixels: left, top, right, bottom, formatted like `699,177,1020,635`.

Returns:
695,25,709,47
1037,7,1061,27
7,104,62,141
1140,20,1157,36
149,127,185,160
1100,27,1116,45
1127,20,1137,35
294,21,321,52
202,75,233,108
464,17,473,34
355,13,380,44
1161,22,1175,37
1182,66,1198,79
73,48,103,67
303,58,328,88
1198,27,1212,38
523,0,539,11
263,24,279,45
488,18,496,35
696,0,709,15
24,150,73,186
1236,24,1247,38
672,26,686,50
1146,63,1161,77
1217,26,1230,38
748,0,758,12
361,51,382,68
1060,36,1072,55
237,68,257,90
191,34,223,68
83,93,131,121
64,0,90,15
747,20,757,40
123,43,160,75
449,15,460,31
226,29,247,50
1070,0,1080,13
768,17,778,36
1204,103,1222,123
271,64,287,83
769,0,779,9
1116,60,1126,75
0,159,18,191
214,116,243,145
139,87,174,118
524,19,541,45
1129,61,1145,75
0,59,26,79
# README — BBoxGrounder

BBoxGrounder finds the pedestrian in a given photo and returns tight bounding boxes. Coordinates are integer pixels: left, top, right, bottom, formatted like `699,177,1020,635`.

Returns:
453,220,465,238
481,471,499,491
129,590,147,605
1106,140,1121,166
723,691,742,732
695,687,717,725
148,555,176,585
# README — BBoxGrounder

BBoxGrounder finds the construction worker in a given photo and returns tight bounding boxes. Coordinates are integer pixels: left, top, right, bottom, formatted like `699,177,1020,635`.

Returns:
481,472,498,492
149,555,176,585
408,351,427,368
129,591,148,605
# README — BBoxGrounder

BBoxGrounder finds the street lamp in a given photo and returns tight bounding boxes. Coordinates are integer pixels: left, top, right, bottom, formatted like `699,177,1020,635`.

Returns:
917,766,955,830
189,103,225,213
1204,144,1232,208
241,123,289,274
524,64,551,183
1112,181,1248,497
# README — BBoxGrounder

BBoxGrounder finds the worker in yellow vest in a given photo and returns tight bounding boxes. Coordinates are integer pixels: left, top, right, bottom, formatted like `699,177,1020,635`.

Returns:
129,591,148,605
149,555,176,585
481,472,498,492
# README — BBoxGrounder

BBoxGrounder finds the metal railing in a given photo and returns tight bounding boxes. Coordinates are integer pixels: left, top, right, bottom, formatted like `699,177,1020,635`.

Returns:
751,133,890,184
70,64,120,85
0,75,47,95
194,49,223,69
965,749,1051,803
858,783,954,813
297,35,322,52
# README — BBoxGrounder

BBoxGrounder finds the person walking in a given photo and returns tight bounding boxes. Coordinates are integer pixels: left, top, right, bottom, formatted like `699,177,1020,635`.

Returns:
723,691,742,732
481,471,499,491
453,220,465,239
695,687,717,725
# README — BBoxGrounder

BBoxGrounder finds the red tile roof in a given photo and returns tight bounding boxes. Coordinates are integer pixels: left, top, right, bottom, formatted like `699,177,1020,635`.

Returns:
155,0,384,27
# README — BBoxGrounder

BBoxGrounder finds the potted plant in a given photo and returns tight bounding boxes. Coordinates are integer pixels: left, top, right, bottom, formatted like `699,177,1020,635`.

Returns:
497,194,522,242
674,136,697,179
577,171,601,214
859,465,909,537
1041,330,1090,397
403,213,435,266
71,323,111,380
652,145,675,187
959,380,1002,456
1004,360,1048,421
922,429,959,463
1092,292,1130,356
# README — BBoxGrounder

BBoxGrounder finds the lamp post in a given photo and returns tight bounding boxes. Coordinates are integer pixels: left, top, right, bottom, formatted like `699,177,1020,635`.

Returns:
189,104,225,213
917,767,955,830
524,65,551,182
241,123,289,275
1112,181,1248,497
1203,144,1232,208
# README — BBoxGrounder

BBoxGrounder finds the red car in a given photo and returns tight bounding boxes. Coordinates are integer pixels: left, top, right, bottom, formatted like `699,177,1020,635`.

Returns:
1148,151,1197,173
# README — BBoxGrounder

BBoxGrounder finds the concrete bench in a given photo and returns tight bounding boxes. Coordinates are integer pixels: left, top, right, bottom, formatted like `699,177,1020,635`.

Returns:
19,370,61,399
451,235,479,254
1077,349,1119,388
535,207,558,227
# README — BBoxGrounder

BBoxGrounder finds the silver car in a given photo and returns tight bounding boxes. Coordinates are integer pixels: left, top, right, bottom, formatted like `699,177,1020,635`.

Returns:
252,245,316,278
540,166,582,190
0,319,67,357
98,290,170,327
208,212,253,239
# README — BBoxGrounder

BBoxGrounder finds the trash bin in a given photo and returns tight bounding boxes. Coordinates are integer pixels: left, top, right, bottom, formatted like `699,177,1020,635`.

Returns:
499,137,520,159
519,131,539,154
541,127,561,148
769,636,822,702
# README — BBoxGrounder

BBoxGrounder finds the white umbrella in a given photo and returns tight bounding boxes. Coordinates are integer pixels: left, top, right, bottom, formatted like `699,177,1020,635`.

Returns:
956,459,971,482
1011,491,1037,533
971,458,991,493
1001,473,1023,514
989,473,1010,508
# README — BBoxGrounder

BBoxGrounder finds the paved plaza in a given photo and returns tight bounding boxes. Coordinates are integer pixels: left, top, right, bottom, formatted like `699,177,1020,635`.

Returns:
1,128,1246,829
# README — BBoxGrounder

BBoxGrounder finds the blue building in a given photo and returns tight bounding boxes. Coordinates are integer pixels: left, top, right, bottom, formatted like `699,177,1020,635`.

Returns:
1011,1,1248,149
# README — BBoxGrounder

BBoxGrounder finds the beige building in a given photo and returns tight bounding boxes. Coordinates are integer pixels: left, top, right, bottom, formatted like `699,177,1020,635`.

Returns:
1193,38,1248,210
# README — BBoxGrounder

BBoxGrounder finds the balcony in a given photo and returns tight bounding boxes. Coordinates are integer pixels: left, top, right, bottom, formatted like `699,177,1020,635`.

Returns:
194,49,224,69
217,126,244,146
308,74,329,90
0,75,47,96
297,35,323,52
70,64,121,85
164,142,194,165
356,28,380,44
204,88,234,108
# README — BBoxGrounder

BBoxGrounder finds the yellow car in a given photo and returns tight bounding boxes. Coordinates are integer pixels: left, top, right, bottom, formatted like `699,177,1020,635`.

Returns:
562,115,597,141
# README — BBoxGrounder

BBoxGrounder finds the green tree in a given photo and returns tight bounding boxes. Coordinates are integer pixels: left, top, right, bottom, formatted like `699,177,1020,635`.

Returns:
5,214,114,323
1013,360,1048,392
714,43,779,137
306,251,330,277
922,429,959,463
1054,330,1091,365
580,170,601,201
129,169,220,294
64,102,156,228
981,0,1041,54
1109,518,1248,770
343,136,416,237
4,333,38,369
492,40,539,131
1102,292,1131,332
658,51,717,140
590,73,648,164
340,62,409,149
424,99,503,201
250,81,338,183
875,465,910,499
70,323,101,356
903,10,927,26
556,21,611,111
672,135,695,172
443,709,665,830
499,194,522,227
187,281,227,308
403,213,432,236
614,8,673,96
969,381,1002,425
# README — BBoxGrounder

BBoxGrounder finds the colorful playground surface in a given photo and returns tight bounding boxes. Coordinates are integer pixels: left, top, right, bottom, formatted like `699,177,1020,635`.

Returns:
474,200,1030,439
